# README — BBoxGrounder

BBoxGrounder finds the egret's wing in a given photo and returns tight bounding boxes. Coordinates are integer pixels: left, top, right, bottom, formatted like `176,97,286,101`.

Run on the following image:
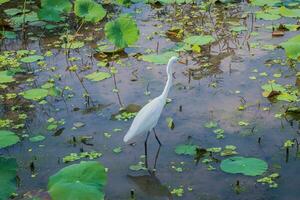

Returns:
123,97,164,143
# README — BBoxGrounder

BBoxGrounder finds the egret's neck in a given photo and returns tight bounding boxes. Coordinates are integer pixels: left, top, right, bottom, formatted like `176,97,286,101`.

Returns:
161,63,173,100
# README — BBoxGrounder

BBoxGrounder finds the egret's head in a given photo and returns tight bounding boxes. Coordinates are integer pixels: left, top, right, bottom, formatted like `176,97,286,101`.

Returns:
166,56,179,75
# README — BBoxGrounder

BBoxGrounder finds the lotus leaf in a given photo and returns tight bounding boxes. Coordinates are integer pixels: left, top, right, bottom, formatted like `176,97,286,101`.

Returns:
140,51,178,65
0,130,20,149
220,156,268,176
74,0,106,23
48,161,107,200
0,157,17,200
85,71,111,82
104,14,139,48
0,71,15,84
175,144,198,156
22,88,48,101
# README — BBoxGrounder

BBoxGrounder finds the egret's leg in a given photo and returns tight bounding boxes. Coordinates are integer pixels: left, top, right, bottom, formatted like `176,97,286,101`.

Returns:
153,145,161,171
144,131,151,169
153,128,162,146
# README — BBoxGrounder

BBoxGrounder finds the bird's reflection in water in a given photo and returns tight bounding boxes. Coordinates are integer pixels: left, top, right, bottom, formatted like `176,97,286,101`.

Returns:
128,173,173,200
127,145,172,200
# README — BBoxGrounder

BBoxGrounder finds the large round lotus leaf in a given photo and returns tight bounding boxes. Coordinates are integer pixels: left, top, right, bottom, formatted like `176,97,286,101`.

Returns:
104,14,139,49
22,88,48,101
0,157,17,200
220,156,268,176
74,0,106,23
184,35,215,46
20,55,44,63
0,130,20,149
140,51,178,65
280,35,300,60
48,161,107,200
0,71,15,84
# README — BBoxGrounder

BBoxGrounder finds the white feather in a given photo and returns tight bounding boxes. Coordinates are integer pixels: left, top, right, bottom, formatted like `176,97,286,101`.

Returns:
123,56,178,144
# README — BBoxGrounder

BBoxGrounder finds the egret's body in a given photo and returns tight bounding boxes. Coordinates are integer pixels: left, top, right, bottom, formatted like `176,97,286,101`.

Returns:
123,56,178,169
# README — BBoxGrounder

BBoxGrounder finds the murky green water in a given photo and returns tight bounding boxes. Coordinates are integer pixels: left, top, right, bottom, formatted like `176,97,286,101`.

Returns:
1,0,300,200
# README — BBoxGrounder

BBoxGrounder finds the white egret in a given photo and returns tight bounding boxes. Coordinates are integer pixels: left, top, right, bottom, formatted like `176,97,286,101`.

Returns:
123,56,179,169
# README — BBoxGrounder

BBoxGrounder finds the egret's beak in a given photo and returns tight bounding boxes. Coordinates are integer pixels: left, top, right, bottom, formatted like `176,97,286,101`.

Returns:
178,58,187,65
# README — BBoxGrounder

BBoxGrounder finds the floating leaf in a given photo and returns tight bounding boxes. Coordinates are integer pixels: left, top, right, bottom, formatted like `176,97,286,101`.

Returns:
29,135,46,142
0,157,17,200
140,51,178,64
279,6,300,18
74,0,106,23
85,71,111,82
175,144,198,156
220,156,268,176
20,55,44,63
22,88,48,101
183,35,215,46
104,14,139,48
0,71,15,84
280,35,300,60
230,26,248,32
250,0,281,6
48,161,107,200
1,31,17,39
0,130,20,149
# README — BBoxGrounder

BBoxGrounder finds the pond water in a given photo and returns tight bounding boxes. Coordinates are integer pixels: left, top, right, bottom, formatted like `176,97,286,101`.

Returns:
0,0,300,200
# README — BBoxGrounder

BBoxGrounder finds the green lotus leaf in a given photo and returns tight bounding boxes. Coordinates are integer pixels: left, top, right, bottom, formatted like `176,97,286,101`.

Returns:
279,6,300,18
0,130,20,149
280,35,300,60
10,11,39,27
175,144,198,156
256,12,281,20
20,55,44,63
29,135,46,142
38,7,62,22
4,8,24,16
104,14,139,49
74,0,106,23
48,161,107,200
22,88,49,101
184,35,215,46
41,0,72,13
220,156,268,176
85,71,111,82
250,0,281,6
0,71,15,84
140,51,178,65
0,0,10,5
0,157,18,200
